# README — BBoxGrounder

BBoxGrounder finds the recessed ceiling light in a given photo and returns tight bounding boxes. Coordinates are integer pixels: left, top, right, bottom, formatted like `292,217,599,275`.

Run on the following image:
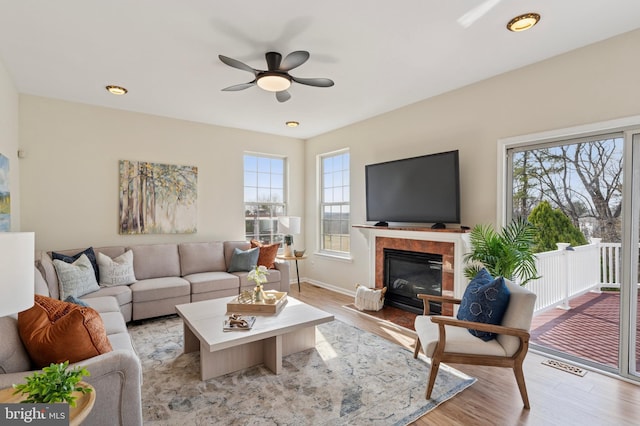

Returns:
106,85,128,95
285,121,299,128
507,13,540,32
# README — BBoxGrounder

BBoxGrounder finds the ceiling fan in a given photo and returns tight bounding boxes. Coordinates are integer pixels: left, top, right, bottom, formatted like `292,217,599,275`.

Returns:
218,51,334,103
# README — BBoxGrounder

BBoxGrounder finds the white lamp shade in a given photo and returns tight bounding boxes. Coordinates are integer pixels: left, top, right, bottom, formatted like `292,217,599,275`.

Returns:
277,216,301,235
0,232,35,316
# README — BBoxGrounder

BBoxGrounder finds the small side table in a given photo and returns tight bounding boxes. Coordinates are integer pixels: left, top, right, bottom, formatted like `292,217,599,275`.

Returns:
0,382,96,426
277,254,307,292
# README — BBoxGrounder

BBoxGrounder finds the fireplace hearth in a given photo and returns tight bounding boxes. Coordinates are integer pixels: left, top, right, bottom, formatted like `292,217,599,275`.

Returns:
384,248,443,314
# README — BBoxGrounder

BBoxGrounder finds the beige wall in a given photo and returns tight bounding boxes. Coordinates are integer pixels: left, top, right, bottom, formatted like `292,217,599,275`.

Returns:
19,96,305,251
304,29,640,293
0,59,20,231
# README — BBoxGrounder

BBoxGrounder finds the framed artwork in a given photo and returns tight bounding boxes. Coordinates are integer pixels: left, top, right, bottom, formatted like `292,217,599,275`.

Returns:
119,160,197,234
0,154,10,232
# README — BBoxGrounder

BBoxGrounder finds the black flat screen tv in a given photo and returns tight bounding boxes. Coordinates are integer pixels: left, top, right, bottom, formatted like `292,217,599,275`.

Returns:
365,150,460,227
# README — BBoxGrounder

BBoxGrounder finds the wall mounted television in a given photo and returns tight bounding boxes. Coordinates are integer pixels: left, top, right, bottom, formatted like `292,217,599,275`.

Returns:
365,150,460,228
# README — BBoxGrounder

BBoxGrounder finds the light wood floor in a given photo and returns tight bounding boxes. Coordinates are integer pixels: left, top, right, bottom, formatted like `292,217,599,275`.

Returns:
291,282,640,426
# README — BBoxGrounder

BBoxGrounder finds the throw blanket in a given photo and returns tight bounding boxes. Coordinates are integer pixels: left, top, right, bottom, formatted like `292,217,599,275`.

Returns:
354,285,386,311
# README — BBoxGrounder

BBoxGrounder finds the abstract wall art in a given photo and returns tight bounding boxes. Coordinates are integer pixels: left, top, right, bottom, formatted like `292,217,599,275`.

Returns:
119,160,197,234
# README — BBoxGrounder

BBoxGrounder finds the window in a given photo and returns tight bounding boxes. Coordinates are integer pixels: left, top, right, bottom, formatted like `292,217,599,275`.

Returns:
244,154,286,244
320,150,350,254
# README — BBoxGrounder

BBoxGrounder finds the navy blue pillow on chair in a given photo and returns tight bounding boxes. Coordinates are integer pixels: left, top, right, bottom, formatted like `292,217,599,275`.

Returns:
457,269,511,341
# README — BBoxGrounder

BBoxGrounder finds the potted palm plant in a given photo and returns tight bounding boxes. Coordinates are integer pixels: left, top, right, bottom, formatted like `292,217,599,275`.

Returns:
464,217,540,286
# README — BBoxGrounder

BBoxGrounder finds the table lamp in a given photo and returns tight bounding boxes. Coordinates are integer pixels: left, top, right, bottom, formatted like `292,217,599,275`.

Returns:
277,216,300,257
0,232,35,316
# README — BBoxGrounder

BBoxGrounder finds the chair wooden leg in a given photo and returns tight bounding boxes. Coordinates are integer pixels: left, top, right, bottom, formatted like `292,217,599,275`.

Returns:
413,338,422,358
426,360,440,400
513,362,530,409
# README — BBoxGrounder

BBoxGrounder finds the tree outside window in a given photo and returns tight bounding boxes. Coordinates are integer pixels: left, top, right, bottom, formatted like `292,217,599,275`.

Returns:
510,135,623,244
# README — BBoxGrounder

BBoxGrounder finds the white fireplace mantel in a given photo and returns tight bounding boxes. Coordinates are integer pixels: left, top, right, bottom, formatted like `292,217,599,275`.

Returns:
354,225,471,300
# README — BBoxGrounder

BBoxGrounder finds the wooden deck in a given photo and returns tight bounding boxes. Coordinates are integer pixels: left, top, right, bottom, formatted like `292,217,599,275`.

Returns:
530,291,640,370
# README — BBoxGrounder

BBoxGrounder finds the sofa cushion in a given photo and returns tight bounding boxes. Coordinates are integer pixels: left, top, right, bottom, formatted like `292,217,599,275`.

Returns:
185,271,240,294
457,270,511,341
81,285,132,307
18,295,112,368
179,242,226,275
97,250,137,287
250,240,281,269
0,316,31,374
52,246,100,282
53,254,101,299
128,244,181,280
129,277,190,303
227,247,259,273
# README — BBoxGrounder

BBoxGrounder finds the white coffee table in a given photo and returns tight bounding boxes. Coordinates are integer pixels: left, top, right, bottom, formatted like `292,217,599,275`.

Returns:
175,296,334,380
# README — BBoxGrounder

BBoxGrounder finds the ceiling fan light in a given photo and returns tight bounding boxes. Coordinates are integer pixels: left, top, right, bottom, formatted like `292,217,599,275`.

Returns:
507,13,540,32
257,74,291,92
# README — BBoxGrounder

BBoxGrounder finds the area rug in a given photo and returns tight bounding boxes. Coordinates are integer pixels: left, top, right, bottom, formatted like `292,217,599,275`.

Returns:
129,315,475,425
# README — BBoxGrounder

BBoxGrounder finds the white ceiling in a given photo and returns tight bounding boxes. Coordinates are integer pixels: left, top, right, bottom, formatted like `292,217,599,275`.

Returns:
1,1,640,139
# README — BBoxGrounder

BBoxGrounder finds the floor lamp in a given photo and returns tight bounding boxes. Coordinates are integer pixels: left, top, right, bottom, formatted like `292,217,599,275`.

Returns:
277,216,300,257
0,232,35,316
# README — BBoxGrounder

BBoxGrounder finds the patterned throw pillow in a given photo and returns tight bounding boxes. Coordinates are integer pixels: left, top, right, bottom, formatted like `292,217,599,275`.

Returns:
17,295,112,368
457,269,511,341
250,240,281,269
227,247,259,273
53,254,100,299
97,250,137,287
52,247,100,282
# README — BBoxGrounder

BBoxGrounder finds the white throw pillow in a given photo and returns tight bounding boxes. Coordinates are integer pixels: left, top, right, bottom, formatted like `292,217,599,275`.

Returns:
97,250,137,287
53,254,100,299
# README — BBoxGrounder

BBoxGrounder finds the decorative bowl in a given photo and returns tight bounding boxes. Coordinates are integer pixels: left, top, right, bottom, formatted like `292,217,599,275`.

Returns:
294,249,305,257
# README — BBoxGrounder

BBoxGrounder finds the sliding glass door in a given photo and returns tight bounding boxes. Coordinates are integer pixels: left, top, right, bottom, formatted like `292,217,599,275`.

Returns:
503,124,640,381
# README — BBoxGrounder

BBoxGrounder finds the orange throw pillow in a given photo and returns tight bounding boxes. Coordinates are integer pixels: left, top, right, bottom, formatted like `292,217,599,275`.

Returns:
250,240,281,269
18,295,112,368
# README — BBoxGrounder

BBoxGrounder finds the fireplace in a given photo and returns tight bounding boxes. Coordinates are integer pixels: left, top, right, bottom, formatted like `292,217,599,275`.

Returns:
384,248,442,314
373,235,457,315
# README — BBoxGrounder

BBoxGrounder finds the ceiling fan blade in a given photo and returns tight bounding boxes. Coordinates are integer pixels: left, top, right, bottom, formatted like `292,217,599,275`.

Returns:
218,55,257,74
291,76,334,87
221,81,256,91
276,90,291,103
457,0,502,28
280,51,310,71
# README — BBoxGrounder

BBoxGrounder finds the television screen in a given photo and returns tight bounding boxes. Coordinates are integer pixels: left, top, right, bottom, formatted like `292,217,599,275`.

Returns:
365,150,460,226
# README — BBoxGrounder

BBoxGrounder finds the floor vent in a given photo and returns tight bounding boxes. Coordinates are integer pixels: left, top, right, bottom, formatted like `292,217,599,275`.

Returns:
541,359,587,377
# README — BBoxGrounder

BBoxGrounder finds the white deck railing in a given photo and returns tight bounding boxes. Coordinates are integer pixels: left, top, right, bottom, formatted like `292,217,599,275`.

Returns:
526,239,640,313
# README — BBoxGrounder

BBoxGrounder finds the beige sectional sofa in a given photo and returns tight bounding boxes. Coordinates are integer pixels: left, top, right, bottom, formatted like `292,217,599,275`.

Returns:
36,240,290,321
0,240,290,426
0,268,142,426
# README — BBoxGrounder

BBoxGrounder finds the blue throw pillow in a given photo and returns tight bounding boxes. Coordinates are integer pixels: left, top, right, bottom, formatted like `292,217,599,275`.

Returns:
64,295,90,307
52,247,100,282
227,247,259,273
457,269,510,341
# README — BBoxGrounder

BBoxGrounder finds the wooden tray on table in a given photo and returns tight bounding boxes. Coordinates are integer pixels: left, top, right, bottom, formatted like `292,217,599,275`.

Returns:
226,291,288,314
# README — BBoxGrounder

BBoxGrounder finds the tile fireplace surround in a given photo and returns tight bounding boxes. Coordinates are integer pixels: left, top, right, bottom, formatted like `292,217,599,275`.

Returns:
354,225,470,316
